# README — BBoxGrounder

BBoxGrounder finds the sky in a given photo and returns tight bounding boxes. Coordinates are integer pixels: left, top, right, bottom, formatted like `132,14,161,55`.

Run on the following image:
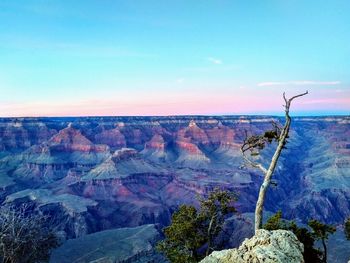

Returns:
0,0,349,117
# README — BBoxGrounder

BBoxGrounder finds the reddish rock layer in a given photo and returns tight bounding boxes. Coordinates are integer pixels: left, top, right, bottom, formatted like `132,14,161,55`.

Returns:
95,128,126,148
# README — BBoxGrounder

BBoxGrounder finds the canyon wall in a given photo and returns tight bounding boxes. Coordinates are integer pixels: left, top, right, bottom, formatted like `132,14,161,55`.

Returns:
0,116,349,261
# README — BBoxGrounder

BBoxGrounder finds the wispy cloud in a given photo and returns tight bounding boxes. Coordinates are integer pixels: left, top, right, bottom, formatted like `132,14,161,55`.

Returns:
177,78,185,83
183,65,238,73
257,81,341,87
207,57,223,65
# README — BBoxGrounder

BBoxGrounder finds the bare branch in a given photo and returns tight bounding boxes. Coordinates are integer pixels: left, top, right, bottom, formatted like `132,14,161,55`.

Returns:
284,91,308,113
288,90,309,103
0,204,59,262
283,92,288,105
241,151,268,174
240,130,268,175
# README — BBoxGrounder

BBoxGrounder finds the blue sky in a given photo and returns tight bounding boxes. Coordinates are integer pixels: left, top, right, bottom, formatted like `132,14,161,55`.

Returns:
0,0,349,116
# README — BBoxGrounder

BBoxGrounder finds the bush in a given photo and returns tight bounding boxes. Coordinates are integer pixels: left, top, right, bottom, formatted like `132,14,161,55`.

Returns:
263,211,335,263
0,204,59,263
157,189,237,263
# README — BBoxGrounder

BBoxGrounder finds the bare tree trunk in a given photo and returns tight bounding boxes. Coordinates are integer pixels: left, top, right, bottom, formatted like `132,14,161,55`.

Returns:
322,238,327,263
243,91,308,234
254,116,291,232
206,214,217,256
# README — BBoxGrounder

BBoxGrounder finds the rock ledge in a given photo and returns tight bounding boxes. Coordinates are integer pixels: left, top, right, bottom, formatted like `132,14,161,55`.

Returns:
201,229,304,263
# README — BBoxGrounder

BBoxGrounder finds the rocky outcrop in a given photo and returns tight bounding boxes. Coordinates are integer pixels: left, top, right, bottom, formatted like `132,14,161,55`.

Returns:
50,224,166,263
177,120,210,145
4,188,98,238
5,189,97,215
144,134,165,151
94,128,126,148
50,125,108,153
206,122,236,147
82,158,118,180
112,147,138,161
141,134,167,161
0,121,56,150
201,229,304,263
175,139,210,167
9,126,111,182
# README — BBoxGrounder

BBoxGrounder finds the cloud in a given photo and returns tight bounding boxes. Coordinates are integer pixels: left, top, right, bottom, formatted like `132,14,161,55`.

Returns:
207,57,223,65
183,65,239,73
257,81,341,87
177,78,185,83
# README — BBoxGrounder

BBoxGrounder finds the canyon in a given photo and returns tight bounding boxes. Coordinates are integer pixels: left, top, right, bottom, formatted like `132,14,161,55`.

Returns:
0,116,349,262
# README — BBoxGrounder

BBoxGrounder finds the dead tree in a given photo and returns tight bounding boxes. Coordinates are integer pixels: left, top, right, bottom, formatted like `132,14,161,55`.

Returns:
0,204,59,263
241,91,308,233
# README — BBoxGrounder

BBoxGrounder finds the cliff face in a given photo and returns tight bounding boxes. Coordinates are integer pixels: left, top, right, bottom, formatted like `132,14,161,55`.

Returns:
200,229,304,263
50,224,165,263
0,116,349,261
95,127,126,148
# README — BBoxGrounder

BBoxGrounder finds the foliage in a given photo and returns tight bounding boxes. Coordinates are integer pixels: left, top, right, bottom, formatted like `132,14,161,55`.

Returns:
157,205,205,263
263,211,337,263
288,222,323,263
198,189,237,256
263,210,288,231
242,123,281,155
308,220,336,242
345,218,350,240
0,204,59,263
157,189,237,263
308,219,336,263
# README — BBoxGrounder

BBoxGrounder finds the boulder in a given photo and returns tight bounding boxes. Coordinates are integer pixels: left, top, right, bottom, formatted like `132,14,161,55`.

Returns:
201,229,304,263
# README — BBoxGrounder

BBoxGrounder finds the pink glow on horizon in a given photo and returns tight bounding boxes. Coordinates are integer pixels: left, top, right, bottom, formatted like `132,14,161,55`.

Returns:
0,95,280,117
1,88,349,117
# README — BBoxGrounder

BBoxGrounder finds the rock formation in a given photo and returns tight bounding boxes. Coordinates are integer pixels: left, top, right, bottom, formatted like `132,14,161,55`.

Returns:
0,116,349,262
95,128,126,149
141,134,168,161
200,229,304,263
50,224,165,263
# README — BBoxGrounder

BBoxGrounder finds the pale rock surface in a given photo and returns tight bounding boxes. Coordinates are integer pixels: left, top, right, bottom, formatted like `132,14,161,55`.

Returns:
201,229,304,263
50,224,165,263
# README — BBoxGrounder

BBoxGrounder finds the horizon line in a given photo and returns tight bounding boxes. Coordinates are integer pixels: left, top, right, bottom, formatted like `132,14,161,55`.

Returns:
0,113,349,119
